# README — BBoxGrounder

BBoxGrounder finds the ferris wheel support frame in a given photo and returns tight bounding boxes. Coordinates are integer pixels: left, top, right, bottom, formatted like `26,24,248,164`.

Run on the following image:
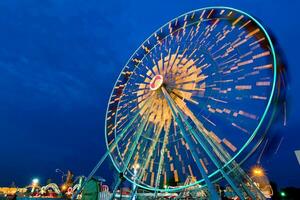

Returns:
161,87,220,200
70,93,263,200
161,86,246,200
83,87,270,200
162,85,266,199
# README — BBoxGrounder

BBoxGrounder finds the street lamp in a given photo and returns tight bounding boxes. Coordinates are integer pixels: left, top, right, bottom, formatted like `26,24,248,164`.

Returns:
251,166,265,177
55,168,66,183
31,178,39,193
32,178,39,185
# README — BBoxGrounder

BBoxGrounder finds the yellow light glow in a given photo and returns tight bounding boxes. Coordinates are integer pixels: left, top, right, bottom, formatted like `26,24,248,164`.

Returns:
251,166,265,177
61,184,67,191
132,163,140,170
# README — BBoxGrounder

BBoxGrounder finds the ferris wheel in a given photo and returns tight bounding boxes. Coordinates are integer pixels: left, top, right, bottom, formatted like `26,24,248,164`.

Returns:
74,6,276,200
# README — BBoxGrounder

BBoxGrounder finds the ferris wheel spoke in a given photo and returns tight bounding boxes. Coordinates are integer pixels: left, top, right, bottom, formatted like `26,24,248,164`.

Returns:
121,107,153,174
108,101,147,148
134,123,166,187
168,46,181,71
154,122,171,196
173,98,239,158
109,99,155,168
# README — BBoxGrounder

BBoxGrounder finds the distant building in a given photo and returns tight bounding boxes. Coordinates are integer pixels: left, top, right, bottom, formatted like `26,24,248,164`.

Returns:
295,150,300,166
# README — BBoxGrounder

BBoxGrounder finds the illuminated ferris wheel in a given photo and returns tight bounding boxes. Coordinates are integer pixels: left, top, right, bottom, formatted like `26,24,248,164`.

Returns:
74,7,277,200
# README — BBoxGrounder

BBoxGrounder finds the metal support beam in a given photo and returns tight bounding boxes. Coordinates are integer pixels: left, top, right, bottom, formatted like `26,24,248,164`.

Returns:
110,177,122,200
162,87,246,199
161,87,220,200
154,124,169,198
129,185,138,200
72,151,110,200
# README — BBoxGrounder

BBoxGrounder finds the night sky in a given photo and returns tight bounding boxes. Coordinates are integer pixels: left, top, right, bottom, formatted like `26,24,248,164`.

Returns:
0,0,299,189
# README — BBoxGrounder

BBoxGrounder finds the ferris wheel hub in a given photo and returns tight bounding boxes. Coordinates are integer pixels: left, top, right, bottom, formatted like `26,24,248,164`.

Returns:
149,75,164,91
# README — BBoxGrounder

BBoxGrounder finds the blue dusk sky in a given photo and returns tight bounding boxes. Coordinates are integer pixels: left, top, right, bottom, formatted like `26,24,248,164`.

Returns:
0,0,299,188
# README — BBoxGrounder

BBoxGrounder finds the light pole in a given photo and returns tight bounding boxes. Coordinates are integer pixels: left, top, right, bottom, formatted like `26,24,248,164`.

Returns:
55,168,66,183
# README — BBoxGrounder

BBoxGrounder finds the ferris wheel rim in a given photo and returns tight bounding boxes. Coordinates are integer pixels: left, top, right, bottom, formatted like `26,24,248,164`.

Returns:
104,6,277,192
